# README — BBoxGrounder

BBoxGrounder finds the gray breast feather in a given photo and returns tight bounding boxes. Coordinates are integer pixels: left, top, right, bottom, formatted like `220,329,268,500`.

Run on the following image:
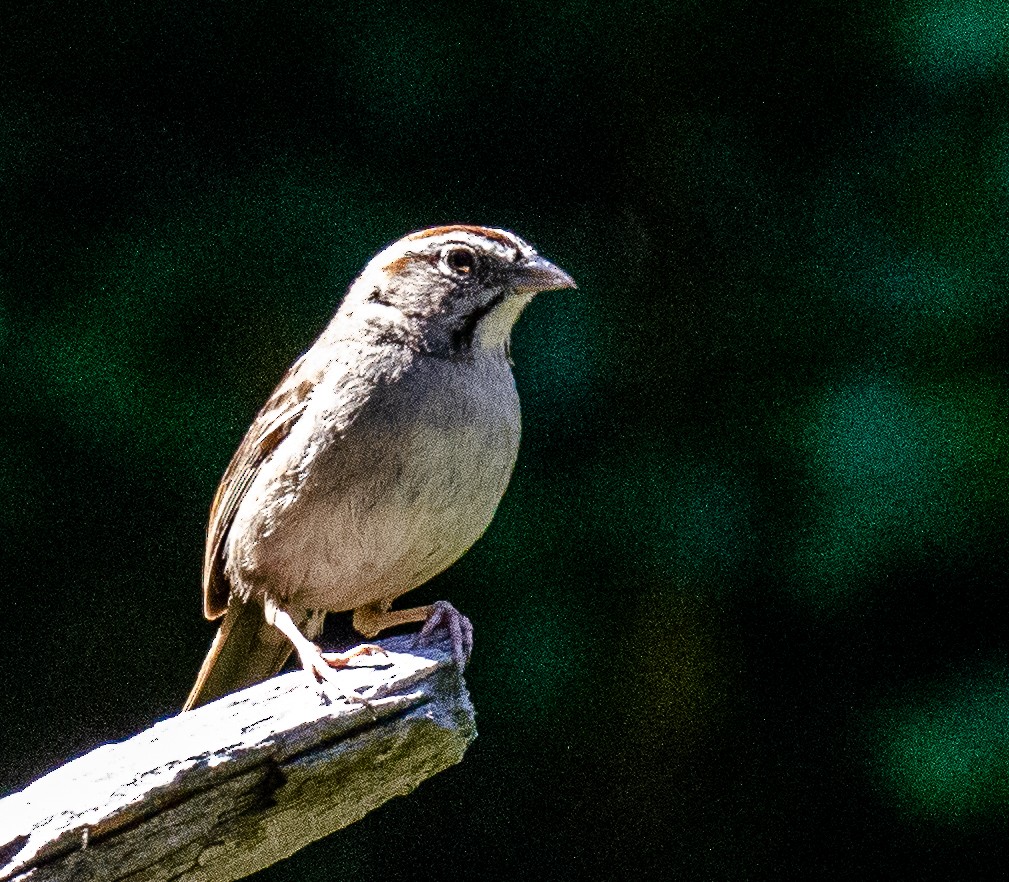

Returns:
224,346,521,614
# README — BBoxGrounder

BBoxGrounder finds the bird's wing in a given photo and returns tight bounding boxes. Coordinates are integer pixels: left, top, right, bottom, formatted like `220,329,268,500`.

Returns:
202,351,322,619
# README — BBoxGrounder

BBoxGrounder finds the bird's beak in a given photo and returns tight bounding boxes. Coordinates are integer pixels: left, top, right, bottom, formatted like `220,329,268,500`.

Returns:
511,254,577,294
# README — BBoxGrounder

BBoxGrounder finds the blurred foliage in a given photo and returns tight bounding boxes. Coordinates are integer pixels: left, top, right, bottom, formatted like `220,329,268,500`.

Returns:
868,667,1009,823
793,376,1009,604
2,0,1009,878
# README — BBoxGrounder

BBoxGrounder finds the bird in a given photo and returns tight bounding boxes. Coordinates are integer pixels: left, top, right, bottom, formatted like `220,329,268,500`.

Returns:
183,225,575,710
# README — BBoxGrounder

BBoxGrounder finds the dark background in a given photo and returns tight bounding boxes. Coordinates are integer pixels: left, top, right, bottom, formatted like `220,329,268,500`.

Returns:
3,1,1009,878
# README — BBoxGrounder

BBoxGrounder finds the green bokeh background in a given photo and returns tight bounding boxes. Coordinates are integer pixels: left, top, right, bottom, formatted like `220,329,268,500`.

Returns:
3,1,1009,877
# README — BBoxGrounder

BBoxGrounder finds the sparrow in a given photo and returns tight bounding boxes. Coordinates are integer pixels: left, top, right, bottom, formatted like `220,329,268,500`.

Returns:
184,225,575,710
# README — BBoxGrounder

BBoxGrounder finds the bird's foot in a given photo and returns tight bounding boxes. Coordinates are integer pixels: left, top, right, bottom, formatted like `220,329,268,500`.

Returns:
320,643,388,668
414,600,472,668
297,642,389,695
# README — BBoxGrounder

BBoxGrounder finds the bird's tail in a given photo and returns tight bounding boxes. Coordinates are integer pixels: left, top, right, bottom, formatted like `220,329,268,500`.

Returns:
183,597,296,711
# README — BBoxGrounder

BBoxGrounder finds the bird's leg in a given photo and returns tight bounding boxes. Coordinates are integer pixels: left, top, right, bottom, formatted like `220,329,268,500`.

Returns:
264,599,386,688
353,600,472,667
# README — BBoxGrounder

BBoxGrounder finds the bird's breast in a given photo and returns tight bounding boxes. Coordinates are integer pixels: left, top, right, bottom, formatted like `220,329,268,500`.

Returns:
232,351,521,612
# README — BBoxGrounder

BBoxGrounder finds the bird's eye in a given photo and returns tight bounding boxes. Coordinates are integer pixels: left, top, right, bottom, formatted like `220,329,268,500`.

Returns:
445,247,476,275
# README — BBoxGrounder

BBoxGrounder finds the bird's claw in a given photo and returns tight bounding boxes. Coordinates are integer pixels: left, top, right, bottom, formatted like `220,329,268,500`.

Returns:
414,600,473,668
297,642,389,700
320,643,388,668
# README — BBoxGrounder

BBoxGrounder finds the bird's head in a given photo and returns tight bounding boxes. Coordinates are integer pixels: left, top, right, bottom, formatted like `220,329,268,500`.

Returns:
344,225,575,355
